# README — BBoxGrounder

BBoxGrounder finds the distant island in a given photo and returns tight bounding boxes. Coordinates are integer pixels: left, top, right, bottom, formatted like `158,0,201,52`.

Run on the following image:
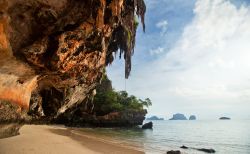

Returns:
169,113,187,120
146,116,164,120
219,117,231,120
189,115,196,120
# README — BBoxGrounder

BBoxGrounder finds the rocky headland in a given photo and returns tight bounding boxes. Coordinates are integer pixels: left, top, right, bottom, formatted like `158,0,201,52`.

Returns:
0,0,147,127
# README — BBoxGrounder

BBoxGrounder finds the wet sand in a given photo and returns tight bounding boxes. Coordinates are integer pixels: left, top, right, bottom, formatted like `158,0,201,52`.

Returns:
0,125,144,154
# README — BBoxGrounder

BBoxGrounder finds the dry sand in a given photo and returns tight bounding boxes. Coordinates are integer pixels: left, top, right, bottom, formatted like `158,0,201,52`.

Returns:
0,125,144,154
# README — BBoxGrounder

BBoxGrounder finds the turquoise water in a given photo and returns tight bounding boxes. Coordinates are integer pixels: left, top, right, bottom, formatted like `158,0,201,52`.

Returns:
78,120,250,154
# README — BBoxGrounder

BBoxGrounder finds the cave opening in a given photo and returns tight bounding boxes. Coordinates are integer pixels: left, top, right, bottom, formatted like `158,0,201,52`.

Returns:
40,87,64,116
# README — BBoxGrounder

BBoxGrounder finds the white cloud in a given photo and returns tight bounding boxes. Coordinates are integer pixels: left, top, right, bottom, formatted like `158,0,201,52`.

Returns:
156,20,168,35
108,0,250,119
149,47,164,55
160,0,250,95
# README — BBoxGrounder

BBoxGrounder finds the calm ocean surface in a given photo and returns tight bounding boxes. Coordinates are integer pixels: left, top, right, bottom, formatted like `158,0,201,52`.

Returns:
77,120,250,154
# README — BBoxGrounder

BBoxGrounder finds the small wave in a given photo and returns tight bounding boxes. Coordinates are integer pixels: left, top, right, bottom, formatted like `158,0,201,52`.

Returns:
70,129,145,152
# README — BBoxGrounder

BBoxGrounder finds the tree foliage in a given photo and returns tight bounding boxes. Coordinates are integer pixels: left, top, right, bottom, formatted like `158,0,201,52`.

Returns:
93,74,151,116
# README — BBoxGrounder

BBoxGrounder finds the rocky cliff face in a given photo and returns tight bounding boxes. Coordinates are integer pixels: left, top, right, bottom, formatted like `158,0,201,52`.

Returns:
0,0,146,124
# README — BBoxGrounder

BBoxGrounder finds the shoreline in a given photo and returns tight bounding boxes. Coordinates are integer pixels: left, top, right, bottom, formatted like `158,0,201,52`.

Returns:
0,124,144,154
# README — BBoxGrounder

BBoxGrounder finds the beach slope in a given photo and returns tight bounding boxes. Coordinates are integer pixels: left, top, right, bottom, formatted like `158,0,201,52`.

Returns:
0,125,144,154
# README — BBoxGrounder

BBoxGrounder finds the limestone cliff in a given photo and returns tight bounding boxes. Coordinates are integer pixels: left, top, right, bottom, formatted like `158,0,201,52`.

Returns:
0,0,146,124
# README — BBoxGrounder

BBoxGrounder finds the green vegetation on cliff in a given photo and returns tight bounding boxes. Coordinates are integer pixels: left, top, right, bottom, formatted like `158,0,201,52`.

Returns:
93,74,152,116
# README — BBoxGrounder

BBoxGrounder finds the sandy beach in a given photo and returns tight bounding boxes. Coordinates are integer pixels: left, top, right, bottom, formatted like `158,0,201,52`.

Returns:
0,125,144,154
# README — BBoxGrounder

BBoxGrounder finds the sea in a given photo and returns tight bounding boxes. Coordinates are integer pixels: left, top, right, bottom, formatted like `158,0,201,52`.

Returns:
76,120,250,154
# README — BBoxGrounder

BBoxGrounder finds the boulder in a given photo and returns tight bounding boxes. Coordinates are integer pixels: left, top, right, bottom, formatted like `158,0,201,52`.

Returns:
197,148,216,153
0,124,22,139
166,150,181,154
142,121,153,129
180,145,188,149
179,145,215,153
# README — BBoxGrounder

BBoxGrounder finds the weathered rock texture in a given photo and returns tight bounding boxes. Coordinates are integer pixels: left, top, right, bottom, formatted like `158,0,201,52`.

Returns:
0,124,22,139
0,0,146,124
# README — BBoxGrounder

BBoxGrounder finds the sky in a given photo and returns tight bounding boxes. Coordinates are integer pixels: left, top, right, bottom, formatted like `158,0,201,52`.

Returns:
107,0,250,120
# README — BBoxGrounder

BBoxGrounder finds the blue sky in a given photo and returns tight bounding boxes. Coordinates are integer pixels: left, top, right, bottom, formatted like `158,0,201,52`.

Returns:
108,0,250,120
